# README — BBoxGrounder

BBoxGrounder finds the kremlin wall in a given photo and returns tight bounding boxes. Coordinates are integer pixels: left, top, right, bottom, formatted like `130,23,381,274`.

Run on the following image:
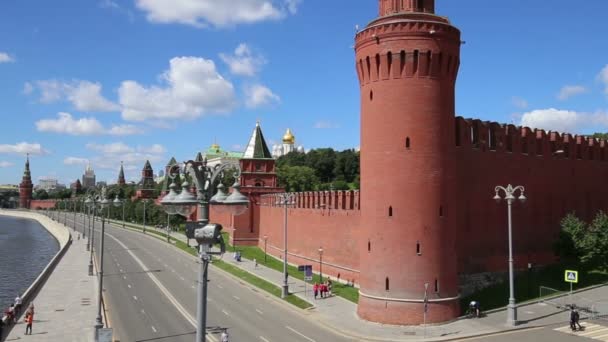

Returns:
19,0,608,326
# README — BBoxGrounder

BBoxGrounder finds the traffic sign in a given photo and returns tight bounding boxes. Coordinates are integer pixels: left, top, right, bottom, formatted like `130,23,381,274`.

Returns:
565,270,578,283
305,265,313,281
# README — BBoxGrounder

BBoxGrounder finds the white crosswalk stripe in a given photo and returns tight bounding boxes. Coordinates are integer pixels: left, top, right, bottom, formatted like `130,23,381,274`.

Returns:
554,323,608,341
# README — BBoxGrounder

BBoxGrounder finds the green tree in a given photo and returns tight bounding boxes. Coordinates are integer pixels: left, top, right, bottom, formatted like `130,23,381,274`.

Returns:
334,149,360,183
592,133,608,140
554,213,586,262
33,189,49,200
277,165,319,192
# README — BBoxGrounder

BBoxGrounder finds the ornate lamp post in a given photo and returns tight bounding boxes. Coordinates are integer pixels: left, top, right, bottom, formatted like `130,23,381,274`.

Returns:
142,199,148,234
318,246,324,283
113,195,126,229
493,184,526,326
85,187,110,340
161,158,249,342
275,193,296,298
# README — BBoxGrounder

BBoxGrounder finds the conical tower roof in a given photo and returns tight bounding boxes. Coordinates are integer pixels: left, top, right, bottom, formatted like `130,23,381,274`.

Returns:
117,161,126,185
243,121,272,159
143,160,152,171
166,157,177,166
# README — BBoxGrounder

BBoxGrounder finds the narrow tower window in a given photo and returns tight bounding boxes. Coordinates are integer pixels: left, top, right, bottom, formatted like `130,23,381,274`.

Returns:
400,50,406,76
385,277,390,291
406,137,411,149
388,206,393,217
416,241,421,255
370,90,373,101
435,279,439,293
417,0,424,11
413,50,419,75
455,123,461,146
368,240,371,252
387,51,393,76
439,206,443,217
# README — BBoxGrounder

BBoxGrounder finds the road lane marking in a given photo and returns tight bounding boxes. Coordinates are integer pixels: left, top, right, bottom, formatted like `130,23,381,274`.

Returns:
256,309,263,315
151,326,157,333
233,296,240,300
127,284,132,289
286,326,316,342
123,276,127,280
105,232,218,342
180,276,185,281
259,336,270,342
133,296,138,301
217,284,223,289
222,309,229,316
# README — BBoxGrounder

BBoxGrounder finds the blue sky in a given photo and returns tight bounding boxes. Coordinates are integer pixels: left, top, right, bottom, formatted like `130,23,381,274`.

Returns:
1,0,607,185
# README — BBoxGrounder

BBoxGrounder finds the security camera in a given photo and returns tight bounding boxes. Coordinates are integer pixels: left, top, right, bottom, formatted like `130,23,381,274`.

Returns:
195,223,226,255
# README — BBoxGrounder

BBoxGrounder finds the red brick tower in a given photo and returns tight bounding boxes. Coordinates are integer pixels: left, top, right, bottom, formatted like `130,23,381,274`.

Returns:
19,154,33,209
355,0,461,324
135,160,155,199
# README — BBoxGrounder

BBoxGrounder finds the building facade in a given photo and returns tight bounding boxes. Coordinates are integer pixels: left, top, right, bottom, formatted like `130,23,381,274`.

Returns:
134,160,155,199
82,163,96,189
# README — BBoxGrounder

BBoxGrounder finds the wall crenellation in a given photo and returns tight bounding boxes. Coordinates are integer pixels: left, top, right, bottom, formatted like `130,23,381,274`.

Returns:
260,190,361,211
355,22,460,85
455,116,608,162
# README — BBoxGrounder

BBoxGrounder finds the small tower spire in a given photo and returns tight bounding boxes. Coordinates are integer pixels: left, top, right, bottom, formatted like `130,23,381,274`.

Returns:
117,161,126,186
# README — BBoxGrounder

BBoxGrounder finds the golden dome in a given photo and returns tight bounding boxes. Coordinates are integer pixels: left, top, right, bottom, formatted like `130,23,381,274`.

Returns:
282,128,295,144
211,143,220,150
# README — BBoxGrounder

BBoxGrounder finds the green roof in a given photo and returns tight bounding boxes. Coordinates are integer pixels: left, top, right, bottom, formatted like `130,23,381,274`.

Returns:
243,122,272,159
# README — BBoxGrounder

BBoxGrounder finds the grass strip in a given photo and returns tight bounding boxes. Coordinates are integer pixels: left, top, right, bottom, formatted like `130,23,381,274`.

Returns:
223,233,359,303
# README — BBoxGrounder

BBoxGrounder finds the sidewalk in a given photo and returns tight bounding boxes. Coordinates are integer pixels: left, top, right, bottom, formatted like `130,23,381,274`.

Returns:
4,219,98,342
117,220,608,341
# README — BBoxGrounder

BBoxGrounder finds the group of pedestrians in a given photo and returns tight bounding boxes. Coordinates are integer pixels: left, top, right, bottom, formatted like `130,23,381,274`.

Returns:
2,295,35,336
313,279,333,299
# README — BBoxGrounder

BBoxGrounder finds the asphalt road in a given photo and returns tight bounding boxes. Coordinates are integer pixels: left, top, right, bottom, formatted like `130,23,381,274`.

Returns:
461,320,608,342
65,213,352,342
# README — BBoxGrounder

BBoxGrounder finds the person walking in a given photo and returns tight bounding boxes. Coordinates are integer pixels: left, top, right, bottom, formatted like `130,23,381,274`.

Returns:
570,307,577,331
221,329,229,342
14,295,22,320
574,308,583,330
327,279,333,296
24,310,33,335
313,283,319,300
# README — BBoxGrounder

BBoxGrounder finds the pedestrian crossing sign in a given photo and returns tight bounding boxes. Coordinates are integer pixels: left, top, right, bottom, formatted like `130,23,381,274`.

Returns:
565,270,578,283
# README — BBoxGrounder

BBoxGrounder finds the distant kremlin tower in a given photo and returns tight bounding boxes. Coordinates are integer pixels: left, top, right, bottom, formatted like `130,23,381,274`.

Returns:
272,128,304,158
19,154,33,209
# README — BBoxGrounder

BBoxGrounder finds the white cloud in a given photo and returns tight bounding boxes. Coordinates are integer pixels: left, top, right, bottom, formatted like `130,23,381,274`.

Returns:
99,0,119,9
63,157,89,165
0,52,15,63
85,143,166,175
135,0,299,28
599,65,608,96
67,81,120,112
314,121,339,129
244,84,280,108
108,124,144,136
26,80,119,112
220,43,266,77
86,142,134,155
0,161,14,168
36,112,105,135
520,108,608,134
0,142,49,155
511,96,528,109
35,112,143,136
119,56,236,121
557,85,588,101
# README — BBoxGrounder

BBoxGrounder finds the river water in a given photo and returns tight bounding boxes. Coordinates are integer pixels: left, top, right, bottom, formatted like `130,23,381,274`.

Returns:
0,214,59,311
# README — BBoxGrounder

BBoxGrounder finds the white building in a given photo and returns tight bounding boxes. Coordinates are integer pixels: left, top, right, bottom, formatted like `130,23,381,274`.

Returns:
272,128,304,158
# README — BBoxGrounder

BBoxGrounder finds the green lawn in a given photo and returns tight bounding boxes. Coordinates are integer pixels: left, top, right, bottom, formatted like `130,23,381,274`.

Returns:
460,264,608,312
225,233,359,303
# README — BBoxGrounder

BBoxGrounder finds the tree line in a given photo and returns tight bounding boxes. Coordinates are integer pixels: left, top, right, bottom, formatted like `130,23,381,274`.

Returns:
276,148,360,192
555,211,608,271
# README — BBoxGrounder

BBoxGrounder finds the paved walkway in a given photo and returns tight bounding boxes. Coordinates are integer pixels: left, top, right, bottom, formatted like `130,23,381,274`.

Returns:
116,220,608,341
4,217,98,342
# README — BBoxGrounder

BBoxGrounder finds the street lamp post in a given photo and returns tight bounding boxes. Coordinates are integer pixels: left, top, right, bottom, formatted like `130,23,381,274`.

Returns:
88,205,95,274
85,187,110,341
63,200,67,226
493,184,526,327
318,247,324,283
142,199,148,234
161,158,249,342
73,199,77,231
263,235,268,264
275,193,296,298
